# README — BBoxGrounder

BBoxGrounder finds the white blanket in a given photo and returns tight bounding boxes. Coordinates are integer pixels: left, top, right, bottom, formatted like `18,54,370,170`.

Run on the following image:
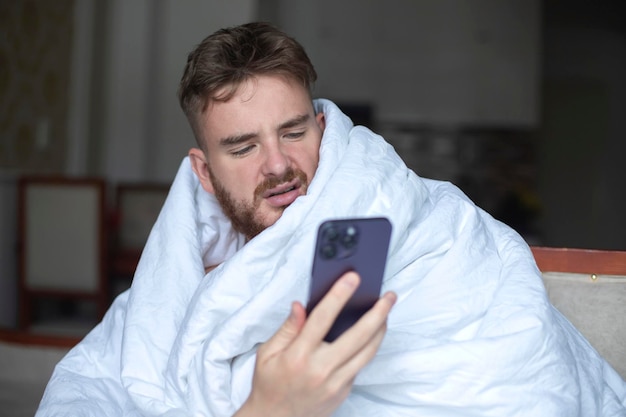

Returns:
37,100,626,416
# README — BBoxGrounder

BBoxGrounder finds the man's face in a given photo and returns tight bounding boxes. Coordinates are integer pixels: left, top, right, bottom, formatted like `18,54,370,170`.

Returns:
189,75,325,240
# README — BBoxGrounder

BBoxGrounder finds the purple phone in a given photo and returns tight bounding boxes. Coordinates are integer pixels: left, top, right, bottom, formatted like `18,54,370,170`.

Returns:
307,217,392,342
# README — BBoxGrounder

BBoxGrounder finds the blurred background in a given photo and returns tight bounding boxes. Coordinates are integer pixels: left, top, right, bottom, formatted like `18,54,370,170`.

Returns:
0,0,625,330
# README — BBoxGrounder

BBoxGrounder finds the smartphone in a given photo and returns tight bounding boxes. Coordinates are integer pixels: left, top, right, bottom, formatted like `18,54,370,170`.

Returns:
307,217,392,342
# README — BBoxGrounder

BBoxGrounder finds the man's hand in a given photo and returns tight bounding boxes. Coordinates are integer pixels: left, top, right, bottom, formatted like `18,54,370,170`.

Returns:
234,272,397,417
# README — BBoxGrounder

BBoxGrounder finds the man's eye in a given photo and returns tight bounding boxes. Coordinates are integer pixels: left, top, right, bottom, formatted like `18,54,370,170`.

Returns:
285,131,305,140
231,146,254,156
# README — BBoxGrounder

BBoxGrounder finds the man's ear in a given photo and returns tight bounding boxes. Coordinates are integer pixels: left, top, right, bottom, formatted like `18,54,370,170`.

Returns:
188,147,215,194
316,111,326,132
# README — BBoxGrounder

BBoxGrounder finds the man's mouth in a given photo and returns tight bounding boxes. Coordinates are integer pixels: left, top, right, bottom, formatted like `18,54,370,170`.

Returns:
262,179,303,207
268,185,296,197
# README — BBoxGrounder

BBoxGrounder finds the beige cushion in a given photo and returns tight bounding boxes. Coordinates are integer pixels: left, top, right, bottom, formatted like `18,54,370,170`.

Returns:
542,272,626,379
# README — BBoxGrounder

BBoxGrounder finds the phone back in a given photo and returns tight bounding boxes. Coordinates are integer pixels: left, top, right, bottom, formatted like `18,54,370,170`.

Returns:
308,217,392,342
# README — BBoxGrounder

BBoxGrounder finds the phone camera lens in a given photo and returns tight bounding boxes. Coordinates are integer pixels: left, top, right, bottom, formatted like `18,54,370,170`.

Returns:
320,243,336,259
342,225,358,248
324,226,339,242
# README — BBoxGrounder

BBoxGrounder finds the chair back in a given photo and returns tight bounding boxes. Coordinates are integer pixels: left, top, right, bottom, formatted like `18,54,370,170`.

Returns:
531,246,626,379
18,176,107,333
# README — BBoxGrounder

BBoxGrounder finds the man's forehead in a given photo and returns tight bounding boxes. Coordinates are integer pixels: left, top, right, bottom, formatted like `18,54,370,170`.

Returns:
198,74,314,143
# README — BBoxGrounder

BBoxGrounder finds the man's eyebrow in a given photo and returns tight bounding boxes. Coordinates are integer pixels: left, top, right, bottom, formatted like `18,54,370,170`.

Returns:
218,114,311,147
219,132,257,148
279,114,310,130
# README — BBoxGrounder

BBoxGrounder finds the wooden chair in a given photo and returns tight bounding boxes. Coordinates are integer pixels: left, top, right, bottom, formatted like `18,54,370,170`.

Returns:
531,246,626,379
17,177,108,335
109,183,169,288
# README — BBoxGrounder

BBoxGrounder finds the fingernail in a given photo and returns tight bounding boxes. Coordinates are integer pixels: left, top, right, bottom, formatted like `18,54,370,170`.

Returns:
342,272,359,288
288,303,297,322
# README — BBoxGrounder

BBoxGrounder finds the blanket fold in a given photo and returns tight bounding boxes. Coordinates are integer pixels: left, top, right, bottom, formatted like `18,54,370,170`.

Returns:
37,99,626,417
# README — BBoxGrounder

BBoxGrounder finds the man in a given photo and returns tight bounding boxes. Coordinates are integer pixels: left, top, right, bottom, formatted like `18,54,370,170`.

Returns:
179,22,396,416
37,22,625,417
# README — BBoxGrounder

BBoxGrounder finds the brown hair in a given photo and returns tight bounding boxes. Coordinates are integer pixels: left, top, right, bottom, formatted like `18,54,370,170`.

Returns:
178,22,317,145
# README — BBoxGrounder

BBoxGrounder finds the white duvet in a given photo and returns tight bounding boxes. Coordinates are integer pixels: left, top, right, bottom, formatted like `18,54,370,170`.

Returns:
37,100,626,416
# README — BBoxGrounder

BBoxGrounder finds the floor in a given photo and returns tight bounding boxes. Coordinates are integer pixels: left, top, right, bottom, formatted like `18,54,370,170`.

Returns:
0,339,71,417
0,286,119,414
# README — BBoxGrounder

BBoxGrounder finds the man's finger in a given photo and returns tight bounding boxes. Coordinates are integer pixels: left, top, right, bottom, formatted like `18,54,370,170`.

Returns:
331,322,388,386
318,291,396,386
323,290,396,363
297,272,361,347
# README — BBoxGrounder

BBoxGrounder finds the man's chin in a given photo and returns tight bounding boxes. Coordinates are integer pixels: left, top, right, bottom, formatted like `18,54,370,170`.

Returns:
256,207,285,230
230,207,284,241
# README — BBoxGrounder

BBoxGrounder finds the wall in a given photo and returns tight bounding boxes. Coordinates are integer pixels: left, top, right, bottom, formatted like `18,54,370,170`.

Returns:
99,0,257,183
274,0,541,127
539,18,626,250
0,178,17,327
0,0,74,173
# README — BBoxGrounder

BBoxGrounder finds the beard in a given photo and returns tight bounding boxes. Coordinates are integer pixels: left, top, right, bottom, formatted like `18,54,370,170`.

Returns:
209,167,308,240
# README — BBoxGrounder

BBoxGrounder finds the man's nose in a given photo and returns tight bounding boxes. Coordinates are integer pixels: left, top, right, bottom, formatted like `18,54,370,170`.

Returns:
261,141,290,176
